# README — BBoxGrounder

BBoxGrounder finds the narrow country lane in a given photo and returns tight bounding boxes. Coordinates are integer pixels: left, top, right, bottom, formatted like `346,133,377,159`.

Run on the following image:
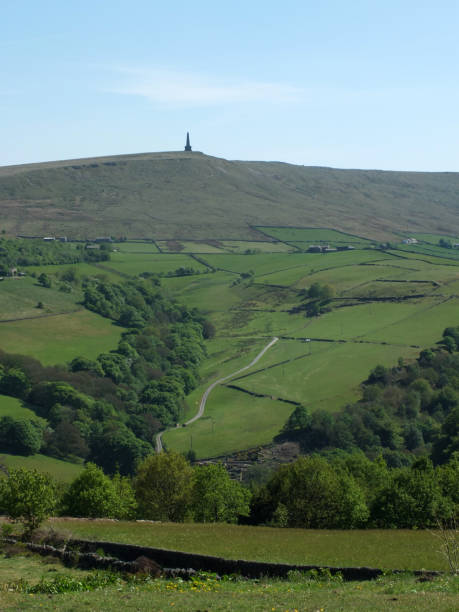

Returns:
155,336,279,453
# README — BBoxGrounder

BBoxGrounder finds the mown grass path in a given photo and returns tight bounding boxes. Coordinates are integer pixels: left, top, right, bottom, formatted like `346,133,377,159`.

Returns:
156,337,279,452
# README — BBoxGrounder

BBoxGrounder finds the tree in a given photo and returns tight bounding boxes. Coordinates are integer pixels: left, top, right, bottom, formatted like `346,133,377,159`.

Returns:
0,417,42,455
192,464,251,523
134,452,194,521
251,456,368,528
371,459,452,528
37,273,52,288
283,406,311,432
0,468,56,535
61,463,135,519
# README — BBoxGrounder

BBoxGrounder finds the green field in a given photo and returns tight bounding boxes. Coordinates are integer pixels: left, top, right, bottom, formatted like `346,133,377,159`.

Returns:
0,395,42,421
257,226,374,245
0,309,123,365
49,519,453,571
102,252,209,276
2,233,459,462
410,232,459,245
25,262,124,283
0,453,83,482
0,277,81,320
220,240,293,253
164,385,294,458
112,240,160,253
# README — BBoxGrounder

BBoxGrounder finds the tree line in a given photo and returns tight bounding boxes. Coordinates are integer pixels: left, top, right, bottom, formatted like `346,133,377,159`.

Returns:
0,238,111,275
0,450,457,535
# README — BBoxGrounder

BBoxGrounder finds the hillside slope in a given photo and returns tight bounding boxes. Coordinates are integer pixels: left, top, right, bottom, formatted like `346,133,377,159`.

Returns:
0,151,458,240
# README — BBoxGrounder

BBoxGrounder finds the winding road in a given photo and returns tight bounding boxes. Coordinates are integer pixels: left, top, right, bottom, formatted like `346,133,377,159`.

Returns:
155,336,279,453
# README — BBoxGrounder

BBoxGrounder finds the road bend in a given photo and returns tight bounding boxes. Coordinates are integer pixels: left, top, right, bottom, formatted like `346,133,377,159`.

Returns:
155,336,279,453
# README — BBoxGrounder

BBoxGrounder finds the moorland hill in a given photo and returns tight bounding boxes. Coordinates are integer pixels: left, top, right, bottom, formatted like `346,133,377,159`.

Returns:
0,151,459,240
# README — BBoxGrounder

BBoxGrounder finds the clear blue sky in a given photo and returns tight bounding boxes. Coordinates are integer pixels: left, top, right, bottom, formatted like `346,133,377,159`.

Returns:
2,0,459,170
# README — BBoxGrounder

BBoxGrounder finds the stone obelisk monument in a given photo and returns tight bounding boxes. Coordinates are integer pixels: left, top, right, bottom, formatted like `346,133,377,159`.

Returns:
184,132,192,152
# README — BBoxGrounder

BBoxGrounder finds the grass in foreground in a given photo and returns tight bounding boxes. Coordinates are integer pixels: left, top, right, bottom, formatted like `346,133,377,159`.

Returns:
1,571,457,611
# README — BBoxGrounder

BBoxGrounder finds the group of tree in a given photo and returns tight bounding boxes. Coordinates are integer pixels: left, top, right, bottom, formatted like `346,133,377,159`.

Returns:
0,450,457,535
250,452,458,529
0,238,111,275
0,453,251,534
280,327,459,467
0,276,209,473
291,282,335,317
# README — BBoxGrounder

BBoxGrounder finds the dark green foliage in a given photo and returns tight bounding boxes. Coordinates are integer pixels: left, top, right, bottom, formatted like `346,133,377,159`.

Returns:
89,424,151,476
0,416,42,455
249,453,458,528
292,282,335,317
371,458,453,528
0,238,109,270
0,367,30,398
37,273,52,288
250,456,368,528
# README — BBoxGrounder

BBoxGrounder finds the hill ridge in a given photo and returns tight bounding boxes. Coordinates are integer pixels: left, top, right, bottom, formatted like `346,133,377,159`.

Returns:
0,152,458,240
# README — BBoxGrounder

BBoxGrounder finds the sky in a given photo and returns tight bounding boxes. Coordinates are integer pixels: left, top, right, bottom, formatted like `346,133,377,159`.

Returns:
2,0,459,171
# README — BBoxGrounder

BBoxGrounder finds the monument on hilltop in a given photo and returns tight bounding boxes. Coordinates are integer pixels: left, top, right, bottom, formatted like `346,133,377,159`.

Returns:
184,132,192,152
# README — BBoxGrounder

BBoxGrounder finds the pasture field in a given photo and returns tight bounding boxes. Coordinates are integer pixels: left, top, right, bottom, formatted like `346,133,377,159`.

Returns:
25,262,124,283
157,239,226,253
410,232,459,244
161,246,459,457
0,309,123,365
256,226,373,246
362,296,459,346
0,395,43,422
4,235,459,461
112,240,159,253
0,277,81,320
0,453,83,481
102,251,209,276
0,549,456,612
161,271,242,311
163,384,294,458
48,520,452,571
233,341,419,410
296,299,440,342
397,242,459,261
220,240,293,253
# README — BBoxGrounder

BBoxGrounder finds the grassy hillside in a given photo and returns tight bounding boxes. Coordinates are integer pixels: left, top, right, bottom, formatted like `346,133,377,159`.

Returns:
0,453,83,482
1,151,459,240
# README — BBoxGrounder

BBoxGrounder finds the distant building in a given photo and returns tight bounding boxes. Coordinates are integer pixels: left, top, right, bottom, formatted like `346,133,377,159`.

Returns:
402,238,418,244
95,237,113,243
43,236,55,241
184,132,192,152
307,244,337,253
